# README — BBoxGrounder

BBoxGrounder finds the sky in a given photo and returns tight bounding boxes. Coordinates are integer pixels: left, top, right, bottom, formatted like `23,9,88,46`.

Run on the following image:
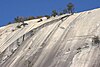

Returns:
0,0,100,26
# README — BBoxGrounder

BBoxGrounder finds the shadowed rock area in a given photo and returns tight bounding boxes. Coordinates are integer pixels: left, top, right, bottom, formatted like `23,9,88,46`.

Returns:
0,8,100,67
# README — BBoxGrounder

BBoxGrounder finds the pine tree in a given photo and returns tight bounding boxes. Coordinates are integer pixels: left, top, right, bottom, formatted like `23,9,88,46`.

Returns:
51,10,58,17
67,3,74,14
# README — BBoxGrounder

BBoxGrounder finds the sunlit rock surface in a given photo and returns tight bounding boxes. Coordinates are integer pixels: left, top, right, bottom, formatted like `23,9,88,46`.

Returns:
0,8,100,67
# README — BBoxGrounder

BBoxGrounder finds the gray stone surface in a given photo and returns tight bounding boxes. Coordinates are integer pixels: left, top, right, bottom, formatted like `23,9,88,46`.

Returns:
0,8,100,67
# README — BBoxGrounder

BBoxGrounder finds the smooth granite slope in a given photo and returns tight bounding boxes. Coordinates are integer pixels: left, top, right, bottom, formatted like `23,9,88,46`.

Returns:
0,8,100,67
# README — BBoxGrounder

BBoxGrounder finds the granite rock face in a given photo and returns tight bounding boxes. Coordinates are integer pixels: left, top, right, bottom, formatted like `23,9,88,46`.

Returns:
0,8,100,67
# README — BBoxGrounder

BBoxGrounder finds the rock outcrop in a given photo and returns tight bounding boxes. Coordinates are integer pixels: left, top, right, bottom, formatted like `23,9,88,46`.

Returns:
0,8,100,67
